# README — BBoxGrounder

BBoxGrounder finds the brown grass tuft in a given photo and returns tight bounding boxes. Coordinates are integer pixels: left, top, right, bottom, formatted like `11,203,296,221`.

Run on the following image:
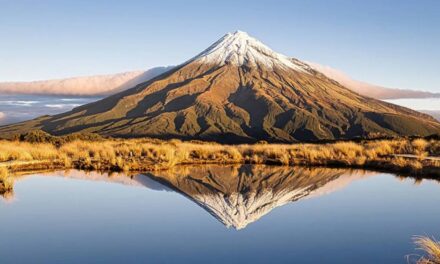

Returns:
413,236,440,264
0,167,13,192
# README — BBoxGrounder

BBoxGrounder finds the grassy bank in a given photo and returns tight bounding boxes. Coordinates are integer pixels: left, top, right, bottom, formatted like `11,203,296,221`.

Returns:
0,135,439,178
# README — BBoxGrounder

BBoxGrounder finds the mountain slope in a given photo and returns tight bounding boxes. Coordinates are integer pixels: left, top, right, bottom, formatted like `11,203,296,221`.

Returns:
307,62,440,100
0,67,172,96
0,58,437,101
1,31,439,142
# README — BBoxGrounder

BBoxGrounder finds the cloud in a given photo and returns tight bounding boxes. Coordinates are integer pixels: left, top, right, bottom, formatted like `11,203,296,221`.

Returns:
306,62,440,100
0,112,5,119
421,110,440,122
45,104,81,109
0,100,38,107
0,66,172,96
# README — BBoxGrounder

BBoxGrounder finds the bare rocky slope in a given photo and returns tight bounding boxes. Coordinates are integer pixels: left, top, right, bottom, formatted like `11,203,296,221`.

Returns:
1,31,439,142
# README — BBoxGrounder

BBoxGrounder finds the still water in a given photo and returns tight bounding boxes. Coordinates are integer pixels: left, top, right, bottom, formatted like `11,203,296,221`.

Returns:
1,165,439,264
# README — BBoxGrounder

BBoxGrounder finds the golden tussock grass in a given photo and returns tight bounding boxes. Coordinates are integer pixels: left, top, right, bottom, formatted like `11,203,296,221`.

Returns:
0,141,58,162
0,167,13,193
0,137,439,177
413,236,440,264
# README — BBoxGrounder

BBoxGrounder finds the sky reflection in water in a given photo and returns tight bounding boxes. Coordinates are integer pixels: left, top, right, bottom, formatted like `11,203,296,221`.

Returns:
1,165,440,264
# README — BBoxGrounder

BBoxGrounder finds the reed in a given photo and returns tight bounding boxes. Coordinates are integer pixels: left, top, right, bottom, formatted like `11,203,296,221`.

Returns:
413,236,440,264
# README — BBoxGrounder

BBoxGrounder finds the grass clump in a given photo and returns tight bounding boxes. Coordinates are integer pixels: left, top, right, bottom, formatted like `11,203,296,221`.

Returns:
413,236,440,264
0,167,13,193
0,141,58,162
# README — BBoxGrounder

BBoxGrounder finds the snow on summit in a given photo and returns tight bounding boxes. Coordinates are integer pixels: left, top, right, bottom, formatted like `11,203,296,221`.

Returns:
191,30,308,72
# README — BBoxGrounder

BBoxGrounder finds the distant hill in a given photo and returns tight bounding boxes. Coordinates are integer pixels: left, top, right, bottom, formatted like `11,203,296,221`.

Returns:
1,31,439,143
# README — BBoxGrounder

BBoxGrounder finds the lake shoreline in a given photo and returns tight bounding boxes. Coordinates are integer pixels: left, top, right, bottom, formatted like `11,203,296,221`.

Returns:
1,158,439,180
1,136,439,185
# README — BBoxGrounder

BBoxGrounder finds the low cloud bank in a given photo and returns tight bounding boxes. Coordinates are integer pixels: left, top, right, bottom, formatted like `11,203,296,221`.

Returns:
421,110,440,122
0,67,172,96
307,62,440,100
1,63,438,100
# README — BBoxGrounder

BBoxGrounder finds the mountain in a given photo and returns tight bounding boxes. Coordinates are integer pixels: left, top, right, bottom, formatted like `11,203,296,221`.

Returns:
0,67,172,96
306,62,440,100
146,165,369,229
1,31,439,142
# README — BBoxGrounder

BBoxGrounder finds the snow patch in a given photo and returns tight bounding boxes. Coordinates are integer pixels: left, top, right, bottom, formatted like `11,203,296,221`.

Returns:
190,30,309,72
194,187,310,230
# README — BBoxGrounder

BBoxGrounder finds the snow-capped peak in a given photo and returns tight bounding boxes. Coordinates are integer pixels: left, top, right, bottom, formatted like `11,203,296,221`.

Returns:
190,30,308,72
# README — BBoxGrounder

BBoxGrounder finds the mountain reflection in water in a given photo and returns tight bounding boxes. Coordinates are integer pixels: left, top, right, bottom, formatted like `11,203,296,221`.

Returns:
5,165,376,229
145,165,375,229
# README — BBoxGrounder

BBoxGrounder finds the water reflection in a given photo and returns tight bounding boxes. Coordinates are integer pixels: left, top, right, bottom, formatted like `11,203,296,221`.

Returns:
3,165,440,263
145,165,374,229
0,189,14,202
6,165,377,229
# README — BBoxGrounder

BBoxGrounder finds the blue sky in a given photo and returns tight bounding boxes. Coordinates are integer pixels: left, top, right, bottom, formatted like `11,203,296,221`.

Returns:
1,0,439,92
